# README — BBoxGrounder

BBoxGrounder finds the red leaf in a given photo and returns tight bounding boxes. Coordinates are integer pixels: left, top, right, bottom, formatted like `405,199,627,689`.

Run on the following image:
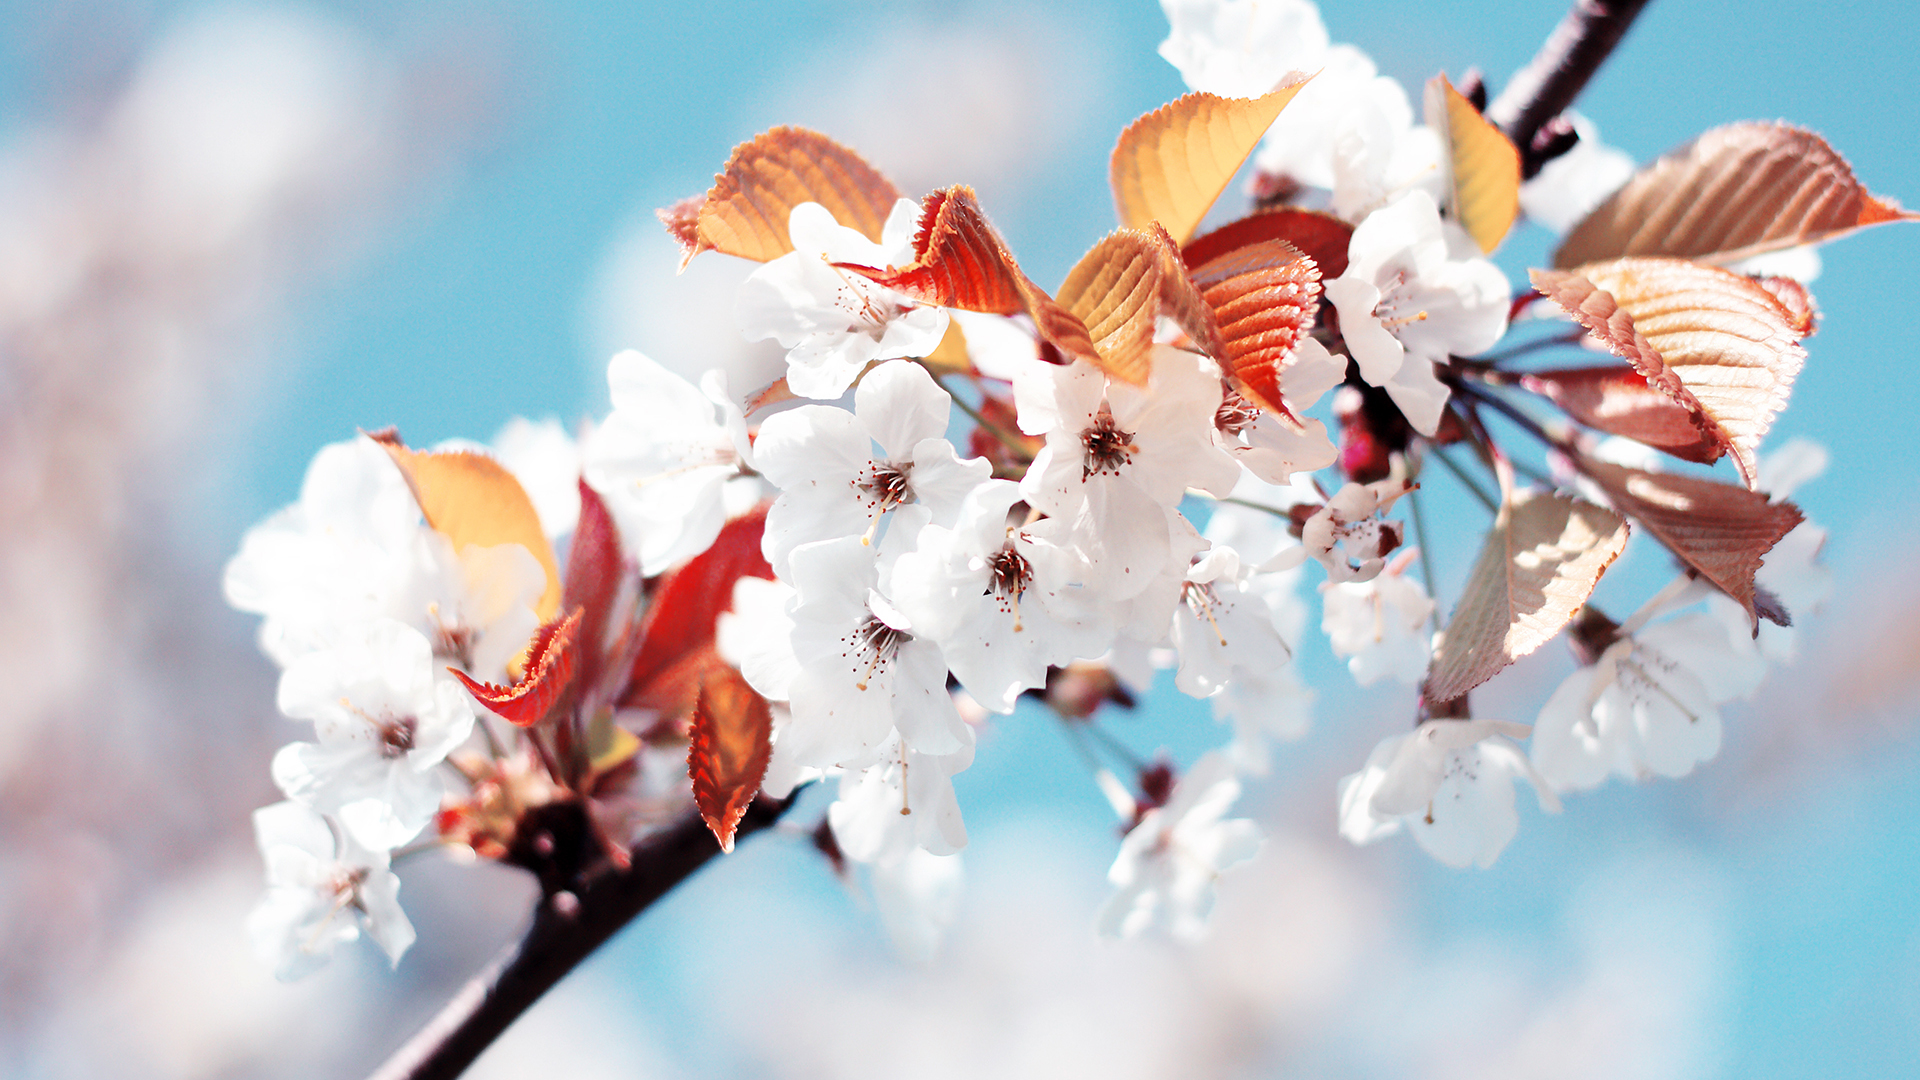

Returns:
688,666,774,853
451,609,584,728
562,479,626,695
622,506,776,706
1578,456,1804,629
1055,223,1224,385
1521,366,1723,463
667,126,903,268
837,186,1098,366
1183,207,1353,280
1189,238,1321,419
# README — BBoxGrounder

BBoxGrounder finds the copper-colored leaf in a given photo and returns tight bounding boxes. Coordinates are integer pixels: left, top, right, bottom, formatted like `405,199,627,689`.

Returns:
1426,491,1629,702
1055,224,1223,386
562,479,626,695
1521,366,1722,463
451,610,583,727
688,666,774,853
1184,207,1353,280
1111,79,1310,246
373,433,562,620
1532,259,1807,489
1554,121,1919,269
1754,275,1818,338
1578,456,1804,629
668,126,902,268
1426,75,1521,254
624,505,775,706
839,186,1096,365
1189,238,1320,418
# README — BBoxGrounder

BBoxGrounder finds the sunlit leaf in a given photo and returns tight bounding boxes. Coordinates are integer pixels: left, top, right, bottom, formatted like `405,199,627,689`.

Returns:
1554,121,1919,269
1578,456,1803,629
666,126,902,269
1754,275,1818,338
1055,224,1222,385
623,505,775,707
1111,79,1310,246
1521,365,1722,463
1532,258,1807,489
1188,238,1319,418
688,666,774,853
1183,206,1353,279
1426,491,1629,702
450,610,582,728
373,432,562,620
1426,75,1521,254
838,186,1097,365
561,479,627,695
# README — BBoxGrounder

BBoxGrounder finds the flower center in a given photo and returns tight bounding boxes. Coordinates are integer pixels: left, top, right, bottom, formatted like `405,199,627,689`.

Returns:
1375,270,1430,333
1081,410,1135,479
984,544,1033,632
1215,385,1260,437
847,615,911,692
378,716,418,759
855,461,915,513
1181,581,1230,647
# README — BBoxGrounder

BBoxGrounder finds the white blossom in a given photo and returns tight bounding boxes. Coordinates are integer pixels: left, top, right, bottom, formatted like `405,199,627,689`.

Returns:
1338,718,1558,868
1098,751,1261,940
1157,0,1328,98
1322,548,1434,685
247,801,414,981
736,200,948,400
1301,477,1413,584
828,727,975,863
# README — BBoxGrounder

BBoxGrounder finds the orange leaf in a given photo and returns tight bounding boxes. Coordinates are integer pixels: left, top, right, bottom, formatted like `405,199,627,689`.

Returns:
688,666,774,853
1426,75,1521,254
667,126,902,269
1111,79,1311,246
1521,366,1722,463
1554,121,1920,269
450,610,583,727
1184,207,1353,279
1189,238,1320,419
1532,259,1807,489
1426,490,1629,702
1577,455,1804,629
838,186,1097,365
373,432,562,621
1055,224,1222,386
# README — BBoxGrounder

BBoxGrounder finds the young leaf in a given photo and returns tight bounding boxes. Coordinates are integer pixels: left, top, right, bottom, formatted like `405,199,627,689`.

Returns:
1532,258,1808,489
1426,75,1521,254
1578,456,1803,629
1426,491,1629,702
1521,365,1722,463
561,479,626,695
1554,121,1919,269
1188,238,1320,419
373,433,562,621
838,186,1097,365
623,506,775,706
1111,79,1310,246
666,126,903,269
450,610,583,727
688,666,774,853
1055,224,1223,386
1183,206,1353,279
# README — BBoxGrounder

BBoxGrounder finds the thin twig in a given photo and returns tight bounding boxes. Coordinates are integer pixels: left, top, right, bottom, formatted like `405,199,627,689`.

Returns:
366,796,796,1080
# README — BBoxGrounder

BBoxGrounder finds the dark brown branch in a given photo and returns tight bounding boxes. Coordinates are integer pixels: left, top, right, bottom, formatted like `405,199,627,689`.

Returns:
366,795,796,1080
1487,0,1654,178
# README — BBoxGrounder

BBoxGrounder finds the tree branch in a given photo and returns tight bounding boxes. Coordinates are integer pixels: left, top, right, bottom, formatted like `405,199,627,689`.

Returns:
1487,0,1654,178
366,795,796,1080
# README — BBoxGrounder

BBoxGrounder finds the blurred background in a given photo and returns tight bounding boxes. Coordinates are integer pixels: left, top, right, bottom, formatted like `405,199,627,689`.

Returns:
2,0,1917,1076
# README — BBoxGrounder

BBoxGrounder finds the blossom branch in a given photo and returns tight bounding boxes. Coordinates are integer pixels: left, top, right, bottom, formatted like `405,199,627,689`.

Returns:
366,795,796,1080
1486,0,1654,177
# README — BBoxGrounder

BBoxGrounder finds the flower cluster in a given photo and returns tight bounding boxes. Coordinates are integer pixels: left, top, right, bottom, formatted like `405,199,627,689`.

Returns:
227,0,1905,976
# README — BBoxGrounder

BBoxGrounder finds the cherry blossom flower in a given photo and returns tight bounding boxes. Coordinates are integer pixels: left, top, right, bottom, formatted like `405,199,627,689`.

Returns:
395,529,546,687
1323,190,1509,435
1300,477,1414,583
778,536,969,770
755,357,990,573
890,479,1112,713
1321,547,1434,685
1098,751,1261,940
1212,337,1344,484
828,727,975,864
1014,347,1239,597
1169,544,1293,700
272,619,476,851
736,200,949,400
247,801,414,981
1338,718,1559,868
1157,0,1328,98
1197,499,1315,765
584,348,757,576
